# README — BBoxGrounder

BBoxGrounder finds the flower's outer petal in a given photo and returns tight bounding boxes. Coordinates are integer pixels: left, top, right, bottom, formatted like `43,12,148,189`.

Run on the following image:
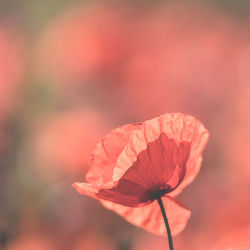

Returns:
72,182,114,198
72,182,99,198
100,196,191,236
113,113,209,196
169,115,209,196
86,123,142,185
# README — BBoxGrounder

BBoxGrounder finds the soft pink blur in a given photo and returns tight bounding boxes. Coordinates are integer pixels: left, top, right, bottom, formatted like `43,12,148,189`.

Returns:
36,2,133,88
209,225,250,250
6,233,55,250
3,1,250,249
120,3,249,119
32,108,112,179
71,230,117,250
0,24,25,116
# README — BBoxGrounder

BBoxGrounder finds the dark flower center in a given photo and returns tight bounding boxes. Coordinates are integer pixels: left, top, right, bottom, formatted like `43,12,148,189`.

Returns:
148,185,172,201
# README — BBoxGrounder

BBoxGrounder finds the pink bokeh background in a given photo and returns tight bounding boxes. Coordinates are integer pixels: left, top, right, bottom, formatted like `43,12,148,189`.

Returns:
1,1,250,249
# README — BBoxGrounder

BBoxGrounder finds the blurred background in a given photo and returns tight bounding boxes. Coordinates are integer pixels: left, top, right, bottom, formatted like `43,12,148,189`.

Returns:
1,0,250,249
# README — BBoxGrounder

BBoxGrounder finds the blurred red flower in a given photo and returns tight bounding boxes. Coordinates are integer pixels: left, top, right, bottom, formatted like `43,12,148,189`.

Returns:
0,24,25,157
36,2,133,87
209,225,250,250
120,3,248,120
0,24,25,116
6,233,55,250
33,109,111,178
132,233,170,250
71,230,117,250
74,113,209,235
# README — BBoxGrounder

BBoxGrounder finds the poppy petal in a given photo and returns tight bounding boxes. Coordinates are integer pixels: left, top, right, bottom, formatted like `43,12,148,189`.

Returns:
86,123,142,185
169,116,209,196
72,182,114,198
100,195,191,236
113,113,209,196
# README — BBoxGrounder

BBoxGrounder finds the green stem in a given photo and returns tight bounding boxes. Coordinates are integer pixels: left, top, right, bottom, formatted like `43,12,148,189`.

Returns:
157,196,174,250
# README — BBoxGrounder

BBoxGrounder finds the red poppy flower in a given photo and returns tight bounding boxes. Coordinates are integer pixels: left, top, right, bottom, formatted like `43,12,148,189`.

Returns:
73,113,209,236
